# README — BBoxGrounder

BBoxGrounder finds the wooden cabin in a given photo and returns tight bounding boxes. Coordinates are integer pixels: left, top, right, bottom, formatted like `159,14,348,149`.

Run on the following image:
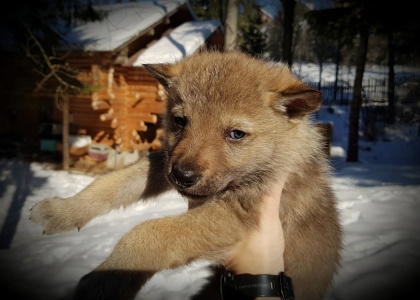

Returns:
0,0,224,164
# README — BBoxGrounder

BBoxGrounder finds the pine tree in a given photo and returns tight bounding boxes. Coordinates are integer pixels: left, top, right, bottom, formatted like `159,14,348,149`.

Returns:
238,1,266,56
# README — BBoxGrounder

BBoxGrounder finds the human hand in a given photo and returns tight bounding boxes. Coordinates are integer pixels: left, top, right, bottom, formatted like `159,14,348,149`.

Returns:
226,177,286,275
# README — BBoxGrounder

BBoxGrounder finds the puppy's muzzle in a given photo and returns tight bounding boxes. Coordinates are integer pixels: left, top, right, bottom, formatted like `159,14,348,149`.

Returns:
171,165,200,188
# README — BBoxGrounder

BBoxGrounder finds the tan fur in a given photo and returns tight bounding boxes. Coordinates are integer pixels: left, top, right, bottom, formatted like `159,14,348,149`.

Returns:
31,51,342,300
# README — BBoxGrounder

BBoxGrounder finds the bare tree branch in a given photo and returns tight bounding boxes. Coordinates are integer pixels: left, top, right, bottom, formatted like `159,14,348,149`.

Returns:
20,18,82,94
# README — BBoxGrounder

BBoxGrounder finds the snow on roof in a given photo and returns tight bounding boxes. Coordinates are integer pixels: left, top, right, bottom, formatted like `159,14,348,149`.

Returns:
132,20,221,65
65,0,191,52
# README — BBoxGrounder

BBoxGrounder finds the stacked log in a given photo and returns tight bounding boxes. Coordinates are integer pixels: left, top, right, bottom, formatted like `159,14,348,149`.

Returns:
78,66,165,152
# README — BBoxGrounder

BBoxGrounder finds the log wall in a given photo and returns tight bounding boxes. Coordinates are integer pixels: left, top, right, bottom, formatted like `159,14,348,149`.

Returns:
47,65,166,152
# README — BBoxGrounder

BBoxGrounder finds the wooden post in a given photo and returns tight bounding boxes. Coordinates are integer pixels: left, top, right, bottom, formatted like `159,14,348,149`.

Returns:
224,0,238,51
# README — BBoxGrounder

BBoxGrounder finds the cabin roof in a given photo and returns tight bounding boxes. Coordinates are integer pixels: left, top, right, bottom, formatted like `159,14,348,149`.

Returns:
132,19,222,65
65,0,193,52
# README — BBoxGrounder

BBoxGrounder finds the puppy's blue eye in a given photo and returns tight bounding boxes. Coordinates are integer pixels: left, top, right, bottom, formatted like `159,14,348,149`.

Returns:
174,116,187,127
229,130,246,140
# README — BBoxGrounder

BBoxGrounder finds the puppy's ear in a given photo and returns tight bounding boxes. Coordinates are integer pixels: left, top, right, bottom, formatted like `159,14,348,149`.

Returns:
143,64,180,89
271,85,322,119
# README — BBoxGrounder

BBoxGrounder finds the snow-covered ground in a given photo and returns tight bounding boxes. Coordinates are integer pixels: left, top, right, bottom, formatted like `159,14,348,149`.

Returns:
1,64,420,300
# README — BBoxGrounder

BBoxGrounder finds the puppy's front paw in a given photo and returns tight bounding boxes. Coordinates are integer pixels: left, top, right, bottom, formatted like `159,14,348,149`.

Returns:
73,270,151,300
30,197,88,235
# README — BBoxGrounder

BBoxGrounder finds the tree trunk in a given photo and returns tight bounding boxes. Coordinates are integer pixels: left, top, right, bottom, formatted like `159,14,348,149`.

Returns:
347,21,370,162
387,28,396,124
62,94,70,171
281,0,296,68
219,0,226,25
318,54,323,92
333,37,342,104
224,0,239,51
316,37,325,92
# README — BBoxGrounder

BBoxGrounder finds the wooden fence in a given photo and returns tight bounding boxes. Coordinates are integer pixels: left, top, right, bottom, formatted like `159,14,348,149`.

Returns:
306,74,420,141
305,75,420,105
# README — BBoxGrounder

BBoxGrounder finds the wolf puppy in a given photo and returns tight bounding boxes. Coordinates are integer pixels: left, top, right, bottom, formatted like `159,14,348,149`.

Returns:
31,51,342,299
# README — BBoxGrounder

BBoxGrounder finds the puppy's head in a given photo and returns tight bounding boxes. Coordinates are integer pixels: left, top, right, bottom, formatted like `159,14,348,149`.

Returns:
144,51,321,199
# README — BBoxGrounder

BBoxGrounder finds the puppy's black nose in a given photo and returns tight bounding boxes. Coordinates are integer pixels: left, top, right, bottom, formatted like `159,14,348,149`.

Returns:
171,165,200,188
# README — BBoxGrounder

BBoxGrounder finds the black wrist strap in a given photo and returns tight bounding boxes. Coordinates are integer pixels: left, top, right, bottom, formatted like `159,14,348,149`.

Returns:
220,271,295,299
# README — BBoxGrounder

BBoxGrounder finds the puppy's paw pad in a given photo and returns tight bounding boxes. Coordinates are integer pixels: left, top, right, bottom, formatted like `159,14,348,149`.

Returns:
30,197,85,235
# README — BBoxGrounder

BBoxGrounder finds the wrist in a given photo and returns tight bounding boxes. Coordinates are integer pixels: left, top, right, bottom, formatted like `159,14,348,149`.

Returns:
220,271,295,300
227,225,284,275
